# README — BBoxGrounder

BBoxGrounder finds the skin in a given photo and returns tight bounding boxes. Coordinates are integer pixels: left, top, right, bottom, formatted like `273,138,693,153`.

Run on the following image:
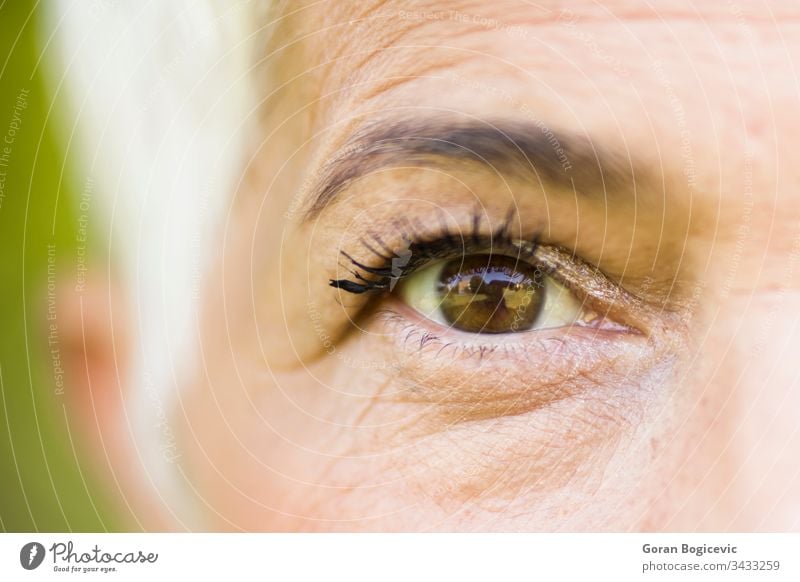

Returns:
63,0,800,531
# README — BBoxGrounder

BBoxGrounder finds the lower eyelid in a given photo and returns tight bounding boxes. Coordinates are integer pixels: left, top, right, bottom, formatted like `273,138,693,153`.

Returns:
381,291,641,349
369,301,655,422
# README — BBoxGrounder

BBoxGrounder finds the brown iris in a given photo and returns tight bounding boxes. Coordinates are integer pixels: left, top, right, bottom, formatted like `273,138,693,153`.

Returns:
437,254,545,333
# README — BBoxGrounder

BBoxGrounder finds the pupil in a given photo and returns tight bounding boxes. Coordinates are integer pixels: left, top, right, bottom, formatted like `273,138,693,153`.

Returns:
437,254,545,333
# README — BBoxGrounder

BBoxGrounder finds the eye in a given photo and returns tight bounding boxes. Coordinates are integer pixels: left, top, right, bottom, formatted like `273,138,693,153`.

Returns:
396,253,598,334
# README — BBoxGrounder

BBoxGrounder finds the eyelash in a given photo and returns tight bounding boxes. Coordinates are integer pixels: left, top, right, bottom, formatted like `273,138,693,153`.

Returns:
328,208,658,341
329,209,545,294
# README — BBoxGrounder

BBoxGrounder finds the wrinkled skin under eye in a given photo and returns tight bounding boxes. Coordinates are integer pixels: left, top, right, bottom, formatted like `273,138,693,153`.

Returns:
397,253,595,333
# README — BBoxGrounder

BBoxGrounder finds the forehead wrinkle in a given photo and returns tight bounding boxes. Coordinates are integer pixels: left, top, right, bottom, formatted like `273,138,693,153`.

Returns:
494,0,800,20
309,0,800,43
298,0,798,129
273,0,788,231
275,0,800,109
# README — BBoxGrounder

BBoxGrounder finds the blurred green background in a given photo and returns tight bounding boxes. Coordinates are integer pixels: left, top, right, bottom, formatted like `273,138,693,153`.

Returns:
0,1,117,531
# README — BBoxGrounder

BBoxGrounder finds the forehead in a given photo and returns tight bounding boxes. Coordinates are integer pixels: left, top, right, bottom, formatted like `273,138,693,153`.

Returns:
311,0,800,43
304,0,799,105
271,0,800,238
315,0,799,23
298,0,799,156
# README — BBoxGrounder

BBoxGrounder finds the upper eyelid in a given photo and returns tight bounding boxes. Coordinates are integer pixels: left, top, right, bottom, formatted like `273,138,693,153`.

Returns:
330,225,666,335
527,244,654,332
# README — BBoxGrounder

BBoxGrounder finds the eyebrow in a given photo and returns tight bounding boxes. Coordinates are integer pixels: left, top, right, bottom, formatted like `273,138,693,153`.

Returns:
301,117,646,220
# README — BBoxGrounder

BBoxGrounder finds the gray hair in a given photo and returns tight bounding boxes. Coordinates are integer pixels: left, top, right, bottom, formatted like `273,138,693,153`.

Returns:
45,0,269,527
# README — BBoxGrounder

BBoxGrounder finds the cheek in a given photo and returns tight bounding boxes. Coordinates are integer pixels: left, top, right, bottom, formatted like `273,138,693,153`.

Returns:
177,327,682,531
633,294,800,530
178,358,429,530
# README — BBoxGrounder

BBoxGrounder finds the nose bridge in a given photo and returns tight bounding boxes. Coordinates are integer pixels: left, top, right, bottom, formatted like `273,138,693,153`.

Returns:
723,305,800,528
662,285,800,530
712,203,800,340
